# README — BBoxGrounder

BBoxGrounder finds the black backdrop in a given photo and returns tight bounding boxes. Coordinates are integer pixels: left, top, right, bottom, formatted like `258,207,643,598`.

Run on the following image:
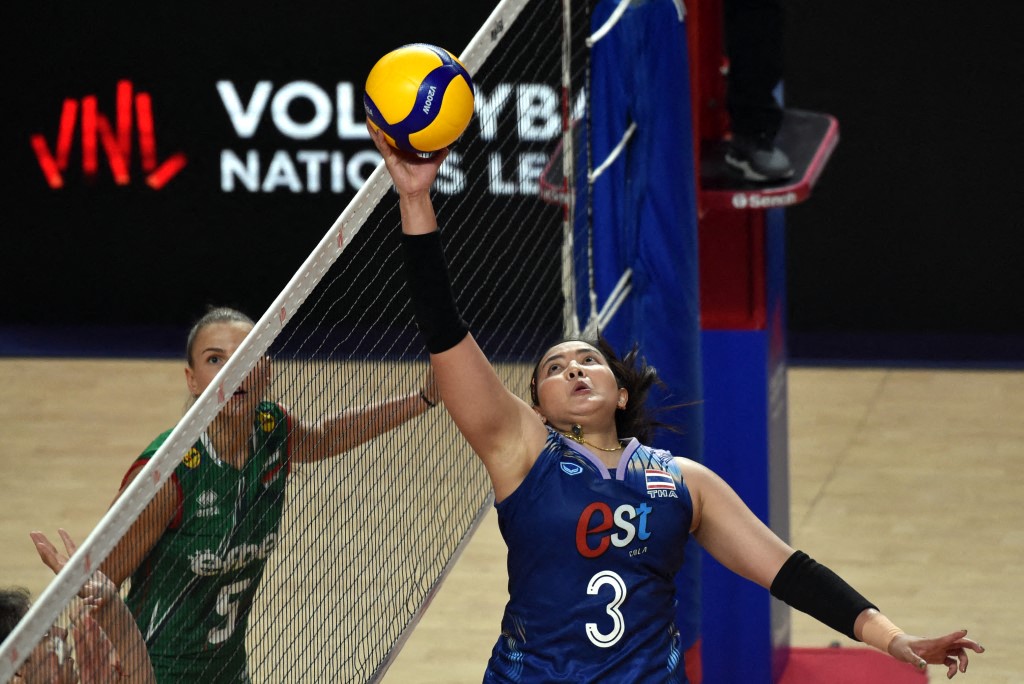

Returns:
3,2,1022,362
783,1,1024,362
0,2,496,353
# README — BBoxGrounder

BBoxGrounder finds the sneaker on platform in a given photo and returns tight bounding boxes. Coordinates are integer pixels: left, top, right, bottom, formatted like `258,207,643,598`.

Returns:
725,133,795,183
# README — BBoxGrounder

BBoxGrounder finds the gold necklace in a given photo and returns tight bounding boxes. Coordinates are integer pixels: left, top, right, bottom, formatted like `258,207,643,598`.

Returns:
562,423,622,453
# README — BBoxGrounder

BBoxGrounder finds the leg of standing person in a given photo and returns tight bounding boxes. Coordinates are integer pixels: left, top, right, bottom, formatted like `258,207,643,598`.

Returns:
723,0,794,182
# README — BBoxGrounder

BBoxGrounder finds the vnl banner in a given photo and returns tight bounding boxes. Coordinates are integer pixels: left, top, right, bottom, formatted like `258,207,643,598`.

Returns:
1,2,570,329
28,77,580,197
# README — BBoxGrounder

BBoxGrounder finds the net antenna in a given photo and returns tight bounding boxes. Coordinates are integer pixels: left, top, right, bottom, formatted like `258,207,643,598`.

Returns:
558,0,582,338
581,0,641,339
0,0,565,680
542,0,642,341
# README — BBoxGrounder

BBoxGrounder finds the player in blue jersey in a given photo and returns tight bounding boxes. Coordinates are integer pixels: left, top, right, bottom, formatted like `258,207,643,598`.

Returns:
98,306,440,682
371,126,985,682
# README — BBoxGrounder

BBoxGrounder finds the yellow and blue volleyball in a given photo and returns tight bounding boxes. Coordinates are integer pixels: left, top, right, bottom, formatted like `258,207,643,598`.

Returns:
364,43,475,154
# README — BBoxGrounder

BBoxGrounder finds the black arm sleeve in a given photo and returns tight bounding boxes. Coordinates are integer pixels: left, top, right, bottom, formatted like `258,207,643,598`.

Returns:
399,231,469,354
769,550,877,641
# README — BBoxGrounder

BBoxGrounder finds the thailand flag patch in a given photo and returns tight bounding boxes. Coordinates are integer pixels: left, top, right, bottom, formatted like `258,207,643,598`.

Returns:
645,469,675,491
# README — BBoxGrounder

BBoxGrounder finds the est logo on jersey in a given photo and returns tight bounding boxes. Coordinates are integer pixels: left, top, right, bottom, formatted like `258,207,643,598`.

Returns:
575,502,653,559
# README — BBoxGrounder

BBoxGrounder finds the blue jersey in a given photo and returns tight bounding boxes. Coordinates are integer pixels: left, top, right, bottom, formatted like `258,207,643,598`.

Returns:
485,429,694,683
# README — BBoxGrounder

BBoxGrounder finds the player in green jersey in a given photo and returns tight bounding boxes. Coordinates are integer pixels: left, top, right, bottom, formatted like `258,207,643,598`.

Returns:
99,307,439,682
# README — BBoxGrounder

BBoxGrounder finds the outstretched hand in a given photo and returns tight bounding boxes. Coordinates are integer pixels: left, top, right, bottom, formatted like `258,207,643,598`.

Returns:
889,630,985,679
32,528,79,575
30,529,156,684
31,529,119,608
368,123,448,198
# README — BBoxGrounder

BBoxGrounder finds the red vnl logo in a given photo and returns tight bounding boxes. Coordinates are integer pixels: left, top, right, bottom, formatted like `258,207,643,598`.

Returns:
30,79,187,189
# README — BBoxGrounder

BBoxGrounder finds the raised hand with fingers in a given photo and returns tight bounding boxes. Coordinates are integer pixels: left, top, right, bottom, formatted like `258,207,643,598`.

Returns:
30,529,156,684
31,529,118,609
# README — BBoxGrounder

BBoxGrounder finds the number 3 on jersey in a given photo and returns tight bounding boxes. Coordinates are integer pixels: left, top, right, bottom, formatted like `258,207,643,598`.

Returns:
585,570,627,648
209,578,252,644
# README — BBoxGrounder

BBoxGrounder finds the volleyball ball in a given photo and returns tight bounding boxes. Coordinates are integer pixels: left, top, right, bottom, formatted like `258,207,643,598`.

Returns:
364,43,475,154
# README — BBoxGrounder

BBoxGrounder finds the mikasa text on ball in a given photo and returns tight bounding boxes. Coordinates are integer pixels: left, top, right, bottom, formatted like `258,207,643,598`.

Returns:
364,43,475,154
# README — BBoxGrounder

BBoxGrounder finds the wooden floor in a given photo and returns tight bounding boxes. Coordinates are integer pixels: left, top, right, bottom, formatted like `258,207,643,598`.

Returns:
1,359,1019,682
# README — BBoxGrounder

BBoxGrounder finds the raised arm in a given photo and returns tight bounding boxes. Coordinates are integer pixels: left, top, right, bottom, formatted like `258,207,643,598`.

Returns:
99,465,179,587
289,370,439,463
32,529,156,684
369,126,547,500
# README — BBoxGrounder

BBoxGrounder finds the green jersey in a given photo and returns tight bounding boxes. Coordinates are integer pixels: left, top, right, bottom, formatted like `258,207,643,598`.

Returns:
125,401,290,683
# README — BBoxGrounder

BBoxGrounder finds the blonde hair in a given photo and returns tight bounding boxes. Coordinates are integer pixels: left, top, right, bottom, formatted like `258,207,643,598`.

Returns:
185,307,254,367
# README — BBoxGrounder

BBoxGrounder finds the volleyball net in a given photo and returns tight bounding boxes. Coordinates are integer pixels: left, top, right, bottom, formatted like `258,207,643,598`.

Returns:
0,0,595,681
